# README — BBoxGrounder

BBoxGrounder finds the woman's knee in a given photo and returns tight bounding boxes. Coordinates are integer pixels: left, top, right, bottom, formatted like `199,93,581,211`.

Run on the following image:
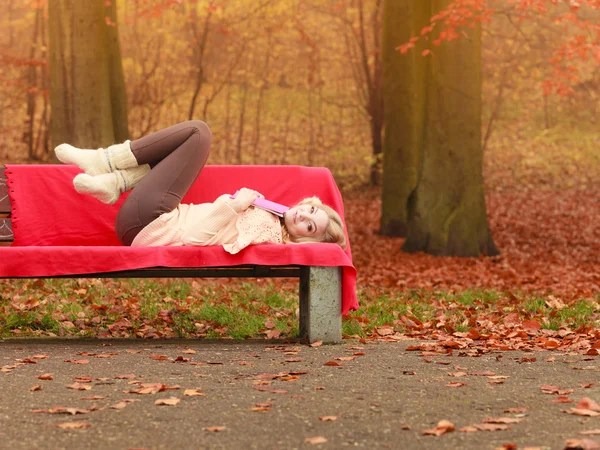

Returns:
189,120,212,154
187,120,212,140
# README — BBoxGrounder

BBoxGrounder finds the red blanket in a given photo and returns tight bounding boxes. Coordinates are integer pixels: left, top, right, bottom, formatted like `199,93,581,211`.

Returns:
3,164,358,314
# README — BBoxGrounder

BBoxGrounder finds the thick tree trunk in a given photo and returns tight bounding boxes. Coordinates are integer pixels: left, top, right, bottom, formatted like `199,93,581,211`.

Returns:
379,0,430,236
402,0,499,256
48,0,128,149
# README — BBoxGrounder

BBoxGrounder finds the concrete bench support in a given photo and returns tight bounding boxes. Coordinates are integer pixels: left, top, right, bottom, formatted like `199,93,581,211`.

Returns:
299,266,342,344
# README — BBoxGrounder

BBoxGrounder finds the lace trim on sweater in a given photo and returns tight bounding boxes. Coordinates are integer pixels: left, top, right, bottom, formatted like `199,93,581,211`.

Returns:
223,206,282,254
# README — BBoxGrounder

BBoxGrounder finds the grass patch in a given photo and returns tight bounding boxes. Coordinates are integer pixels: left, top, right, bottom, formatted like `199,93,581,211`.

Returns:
0,279,598,340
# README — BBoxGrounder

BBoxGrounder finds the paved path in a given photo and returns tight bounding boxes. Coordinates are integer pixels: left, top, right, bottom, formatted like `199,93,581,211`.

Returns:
1,338,599,450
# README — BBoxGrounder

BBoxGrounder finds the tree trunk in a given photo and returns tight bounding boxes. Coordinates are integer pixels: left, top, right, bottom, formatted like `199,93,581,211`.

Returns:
402,0,499,256
48,0,128,149
380,0,430,236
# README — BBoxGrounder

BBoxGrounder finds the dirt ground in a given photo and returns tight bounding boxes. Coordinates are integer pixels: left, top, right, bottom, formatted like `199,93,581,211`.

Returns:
1,338,599,450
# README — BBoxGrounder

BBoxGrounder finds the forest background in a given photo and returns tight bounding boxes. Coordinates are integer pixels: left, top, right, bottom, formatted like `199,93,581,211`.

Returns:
0,0,598,342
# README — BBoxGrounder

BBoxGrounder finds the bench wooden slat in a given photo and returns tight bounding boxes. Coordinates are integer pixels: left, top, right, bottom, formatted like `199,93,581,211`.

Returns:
0,167,10,215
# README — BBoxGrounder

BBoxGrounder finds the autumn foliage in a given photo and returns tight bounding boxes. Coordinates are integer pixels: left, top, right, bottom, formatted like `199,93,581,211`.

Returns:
398,0,600,96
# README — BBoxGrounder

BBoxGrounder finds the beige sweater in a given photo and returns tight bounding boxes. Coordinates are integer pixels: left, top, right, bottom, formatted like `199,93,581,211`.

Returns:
131,194,283,254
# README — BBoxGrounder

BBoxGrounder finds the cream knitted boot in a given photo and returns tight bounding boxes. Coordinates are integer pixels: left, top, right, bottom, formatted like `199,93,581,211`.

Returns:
73,165,151,204
55,140,138,176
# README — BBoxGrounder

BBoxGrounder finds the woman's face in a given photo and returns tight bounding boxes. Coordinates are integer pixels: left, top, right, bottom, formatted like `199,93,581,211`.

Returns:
284,204,329,239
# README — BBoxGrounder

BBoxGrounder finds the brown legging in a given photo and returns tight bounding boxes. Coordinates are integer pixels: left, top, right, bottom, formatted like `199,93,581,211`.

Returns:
115,120,212,246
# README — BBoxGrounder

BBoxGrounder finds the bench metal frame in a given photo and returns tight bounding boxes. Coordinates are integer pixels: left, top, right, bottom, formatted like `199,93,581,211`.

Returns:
0,167,342,343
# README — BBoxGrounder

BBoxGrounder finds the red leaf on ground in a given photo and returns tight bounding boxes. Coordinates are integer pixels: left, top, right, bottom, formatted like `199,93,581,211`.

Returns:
423,420,455,436
29,385,42,392
522,320,541,332
446,382,467,388
553,396,574,403
115,374,136,380
204,426,226,432
564,408,600,417
577,398,600,412
38,373,53,380
324,361,340,366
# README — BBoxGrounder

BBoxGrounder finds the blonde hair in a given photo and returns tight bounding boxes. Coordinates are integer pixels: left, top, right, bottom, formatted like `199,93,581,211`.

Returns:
281,197,347,249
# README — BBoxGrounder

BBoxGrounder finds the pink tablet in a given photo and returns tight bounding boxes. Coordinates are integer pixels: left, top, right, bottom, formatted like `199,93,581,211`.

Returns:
230,191,290,217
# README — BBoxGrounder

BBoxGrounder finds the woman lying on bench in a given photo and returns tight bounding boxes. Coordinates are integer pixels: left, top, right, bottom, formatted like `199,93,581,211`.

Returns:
54,121,346,254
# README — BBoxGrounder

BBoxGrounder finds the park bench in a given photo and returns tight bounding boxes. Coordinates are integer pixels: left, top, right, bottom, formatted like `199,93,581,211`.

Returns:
0,164,357,344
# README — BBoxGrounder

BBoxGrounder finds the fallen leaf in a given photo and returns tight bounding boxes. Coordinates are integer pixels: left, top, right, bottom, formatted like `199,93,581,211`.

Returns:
580,431,600,436
376,326,394,336
504,407,527,413
472,423,511,431
38,374,53,380
252,407,270,412
128,383,166,395
182,349,196,354
56,422,91,429
319,416,337,421
423,420,455,436
522,320,541,331
564,408,600,417
73,376,92,383
581,383,595,389
448,372,467,377
483,417,523,424
324,361,340,367
277,375,298,382
204,426,226,432
564,438,600,449
173,356,190,363
29,385,42,392
115,374,136,380
81,395,105,401
32,355,50,360
553,396,574,403
305,436,328,444
67,383,92,391
49,407,90,415
577,398,600,412
155,397,180,406
110,402,129,410
446,382,467,388
64,359,89,364
309,341,323,347
183,389,205,397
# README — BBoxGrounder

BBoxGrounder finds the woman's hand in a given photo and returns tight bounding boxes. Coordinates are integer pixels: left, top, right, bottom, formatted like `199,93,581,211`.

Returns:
230,188,263,213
